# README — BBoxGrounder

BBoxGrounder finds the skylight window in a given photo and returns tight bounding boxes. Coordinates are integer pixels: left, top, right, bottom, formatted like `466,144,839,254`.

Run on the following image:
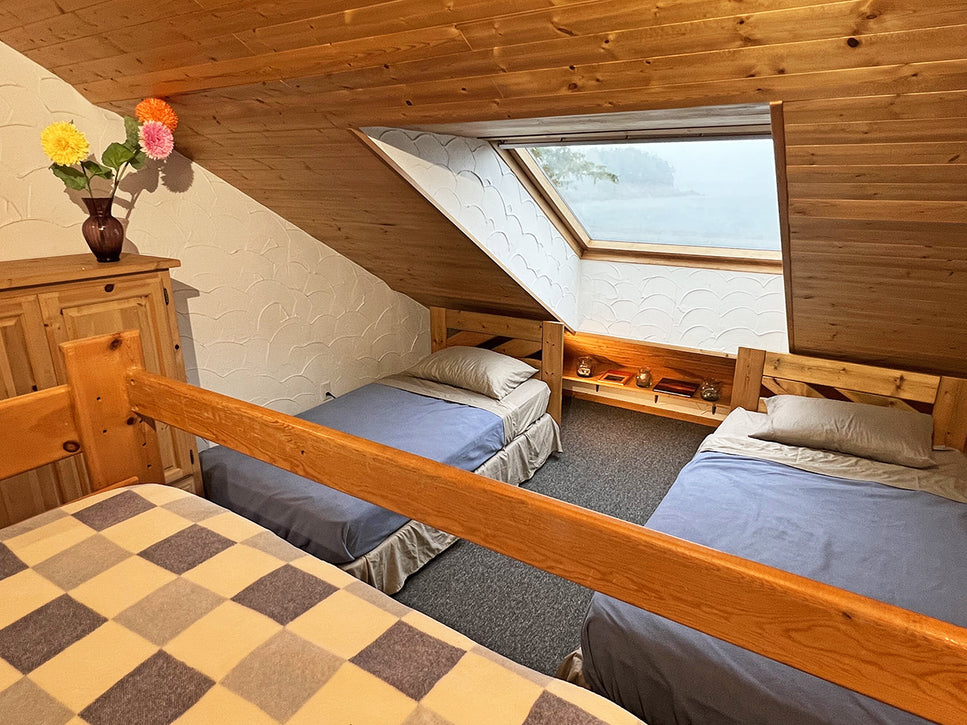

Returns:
496,106,787,272
526,138,780,251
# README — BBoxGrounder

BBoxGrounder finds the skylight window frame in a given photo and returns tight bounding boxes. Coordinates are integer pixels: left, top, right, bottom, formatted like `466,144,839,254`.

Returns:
496,117,788,274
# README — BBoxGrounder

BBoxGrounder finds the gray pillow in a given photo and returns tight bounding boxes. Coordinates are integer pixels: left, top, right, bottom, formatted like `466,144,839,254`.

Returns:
406,346,537,399
751,395,936,469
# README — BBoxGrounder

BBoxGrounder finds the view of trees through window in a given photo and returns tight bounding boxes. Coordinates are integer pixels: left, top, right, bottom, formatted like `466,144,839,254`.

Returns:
526,138,781,251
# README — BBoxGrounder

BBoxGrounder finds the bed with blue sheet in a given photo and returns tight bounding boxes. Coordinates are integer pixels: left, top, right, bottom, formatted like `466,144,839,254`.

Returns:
576,405,967,725
203,353,561,594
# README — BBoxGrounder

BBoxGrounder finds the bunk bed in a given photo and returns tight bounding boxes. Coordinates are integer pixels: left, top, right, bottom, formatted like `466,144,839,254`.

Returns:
201,307,565,593
1,332,966,723
571,348,967,724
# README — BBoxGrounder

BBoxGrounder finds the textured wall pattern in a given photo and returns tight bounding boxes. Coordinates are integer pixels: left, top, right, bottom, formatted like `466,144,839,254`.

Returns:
367,127,582,329
368,127,786,354
0,41,428,415
580,261,788,353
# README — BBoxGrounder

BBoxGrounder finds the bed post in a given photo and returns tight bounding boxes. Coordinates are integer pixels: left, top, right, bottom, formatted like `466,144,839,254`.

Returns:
934,377,967,452
732,347,766,412
60,331,164,492
430,307,447,353
541,321,564,424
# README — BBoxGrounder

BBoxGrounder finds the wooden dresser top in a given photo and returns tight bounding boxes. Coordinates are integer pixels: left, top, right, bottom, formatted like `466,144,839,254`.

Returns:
0,254,180,291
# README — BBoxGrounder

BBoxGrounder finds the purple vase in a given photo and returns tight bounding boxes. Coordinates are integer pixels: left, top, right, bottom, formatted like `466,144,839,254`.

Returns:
81,197,124,263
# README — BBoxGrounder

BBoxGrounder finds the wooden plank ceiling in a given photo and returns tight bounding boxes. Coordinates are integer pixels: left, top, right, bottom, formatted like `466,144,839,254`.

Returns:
3,0,965,373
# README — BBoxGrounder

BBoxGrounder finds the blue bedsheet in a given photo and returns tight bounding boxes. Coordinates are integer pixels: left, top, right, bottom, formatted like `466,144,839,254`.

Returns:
582,451,967,724
202,383,504,564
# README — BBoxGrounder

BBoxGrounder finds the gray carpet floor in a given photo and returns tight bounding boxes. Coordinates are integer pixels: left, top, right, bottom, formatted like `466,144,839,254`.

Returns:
394,396,710,675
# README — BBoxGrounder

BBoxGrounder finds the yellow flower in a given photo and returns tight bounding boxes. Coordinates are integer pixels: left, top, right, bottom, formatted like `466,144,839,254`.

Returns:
40,121,90,165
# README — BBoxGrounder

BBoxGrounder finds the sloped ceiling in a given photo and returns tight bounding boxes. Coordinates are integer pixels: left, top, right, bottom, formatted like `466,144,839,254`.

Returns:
3,1,966,374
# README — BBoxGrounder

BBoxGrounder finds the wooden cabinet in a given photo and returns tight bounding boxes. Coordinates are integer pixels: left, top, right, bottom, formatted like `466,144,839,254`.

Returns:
0,254,201,525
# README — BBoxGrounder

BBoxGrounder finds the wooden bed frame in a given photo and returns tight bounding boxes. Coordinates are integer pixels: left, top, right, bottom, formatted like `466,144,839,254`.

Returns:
3,331,967,723
429,307,564,424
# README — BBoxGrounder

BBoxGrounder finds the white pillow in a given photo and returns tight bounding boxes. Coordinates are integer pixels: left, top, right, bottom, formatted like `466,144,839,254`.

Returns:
751,395,936,469
406,346,538,399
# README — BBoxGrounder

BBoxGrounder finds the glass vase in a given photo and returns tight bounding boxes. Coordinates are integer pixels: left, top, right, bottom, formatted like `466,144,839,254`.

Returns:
81,197,124,263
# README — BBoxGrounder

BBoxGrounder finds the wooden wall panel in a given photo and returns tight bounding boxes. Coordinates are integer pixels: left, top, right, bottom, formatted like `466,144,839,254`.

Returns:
3,0,966,373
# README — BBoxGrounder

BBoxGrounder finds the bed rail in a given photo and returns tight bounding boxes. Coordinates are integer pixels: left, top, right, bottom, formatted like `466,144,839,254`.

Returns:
3,330,967,723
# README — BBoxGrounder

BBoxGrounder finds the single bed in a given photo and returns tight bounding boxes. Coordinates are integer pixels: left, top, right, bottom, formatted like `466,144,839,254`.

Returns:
574,349,967,724
2,333,966,723
0,484,639,724
202,307,565,593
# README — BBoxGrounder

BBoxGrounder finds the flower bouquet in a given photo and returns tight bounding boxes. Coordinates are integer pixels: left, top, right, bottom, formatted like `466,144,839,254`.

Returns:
40,98,178,262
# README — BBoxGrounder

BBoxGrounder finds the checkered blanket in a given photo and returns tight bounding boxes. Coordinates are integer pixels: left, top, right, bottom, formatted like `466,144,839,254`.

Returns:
0,485,640,724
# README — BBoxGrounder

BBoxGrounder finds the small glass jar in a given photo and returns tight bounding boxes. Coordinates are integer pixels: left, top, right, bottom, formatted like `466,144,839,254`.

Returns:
575,356,594,378
635,367,652,388
699,379,721,402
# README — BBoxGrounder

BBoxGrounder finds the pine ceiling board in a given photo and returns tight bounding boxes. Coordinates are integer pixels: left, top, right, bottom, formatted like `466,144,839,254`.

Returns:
455,0,844,49
316,58,967,128
787,141,967,165
243,0,562,52
788,165,967,184
785,117,967,144
80,26,472,103
784,89,967,123
788,181,967,202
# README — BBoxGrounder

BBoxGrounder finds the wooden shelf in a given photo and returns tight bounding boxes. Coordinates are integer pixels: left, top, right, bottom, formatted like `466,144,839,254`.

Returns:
564,374,728,426
563,331,737,427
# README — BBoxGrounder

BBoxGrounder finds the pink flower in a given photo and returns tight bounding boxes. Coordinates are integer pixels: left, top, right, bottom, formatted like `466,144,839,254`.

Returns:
139,121,174,160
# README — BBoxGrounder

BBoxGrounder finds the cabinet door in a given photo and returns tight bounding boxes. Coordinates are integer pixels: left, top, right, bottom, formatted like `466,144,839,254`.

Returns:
39,273,196,490
0,295,83,525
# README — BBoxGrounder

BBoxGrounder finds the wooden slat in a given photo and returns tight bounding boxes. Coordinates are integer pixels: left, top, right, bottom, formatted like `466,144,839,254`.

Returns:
763,351,940,402
118,363,967,723
491,338,541,358
445,309,545,342
731,348,767,411
60,331,163,490
0,385,79,479
933,377,967,452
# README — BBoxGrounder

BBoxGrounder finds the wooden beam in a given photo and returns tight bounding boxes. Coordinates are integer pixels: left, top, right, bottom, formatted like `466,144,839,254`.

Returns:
123,365,967,723
731,348,767,411
60,331,163,491
0,385,79,480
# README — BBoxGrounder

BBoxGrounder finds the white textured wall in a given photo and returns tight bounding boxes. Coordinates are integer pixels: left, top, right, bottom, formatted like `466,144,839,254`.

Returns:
367,127,787,355
580,261,788,353
0,41,428,415
366,127,582,329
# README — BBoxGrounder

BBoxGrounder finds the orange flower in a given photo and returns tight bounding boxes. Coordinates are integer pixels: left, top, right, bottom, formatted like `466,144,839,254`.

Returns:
135,98,178,132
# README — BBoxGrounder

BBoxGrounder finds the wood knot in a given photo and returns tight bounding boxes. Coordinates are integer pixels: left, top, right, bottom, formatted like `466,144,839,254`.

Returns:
109,337,123,350
63,440,80,453
126,416,137,425
846,37,860,47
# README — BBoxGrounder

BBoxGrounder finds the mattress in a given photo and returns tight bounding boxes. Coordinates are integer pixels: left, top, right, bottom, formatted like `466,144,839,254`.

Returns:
0,485,641,724
203,378,552,566
581,449,967,724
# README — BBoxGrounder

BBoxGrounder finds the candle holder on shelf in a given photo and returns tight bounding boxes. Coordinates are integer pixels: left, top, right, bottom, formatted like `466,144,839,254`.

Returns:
699,379,721,402
575,356,595,378
635,367,653,388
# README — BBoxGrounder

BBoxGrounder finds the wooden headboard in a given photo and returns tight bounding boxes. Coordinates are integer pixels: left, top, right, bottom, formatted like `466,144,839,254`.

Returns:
732,348,967,452
429,308,564,424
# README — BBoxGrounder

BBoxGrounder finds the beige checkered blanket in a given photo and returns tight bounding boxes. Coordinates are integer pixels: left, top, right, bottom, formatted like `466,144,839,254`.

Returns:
0,485,640,724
